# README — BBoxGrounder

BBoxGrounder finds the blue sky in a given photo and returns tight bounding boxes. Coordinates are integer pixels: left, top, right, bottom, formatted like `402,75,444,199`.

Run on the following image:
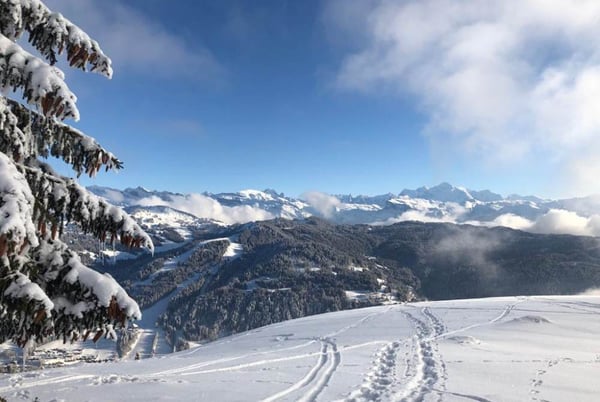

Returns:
39,0,600,198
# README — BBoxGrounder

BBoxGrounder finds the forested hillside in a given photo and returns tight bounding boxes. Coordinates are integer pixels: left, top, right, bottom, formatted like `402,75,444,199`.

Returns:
95,217,600,345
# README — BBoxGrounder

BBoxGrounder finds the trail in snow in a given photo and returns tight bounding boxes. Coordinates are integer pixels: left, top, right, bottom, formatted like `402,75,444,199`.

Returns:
397,308,446,402
260,341,328,402
2,297,599,402
344,301,519,402
529,358,562,402
297,338,341,402
345,339,405,402
259,309,392,402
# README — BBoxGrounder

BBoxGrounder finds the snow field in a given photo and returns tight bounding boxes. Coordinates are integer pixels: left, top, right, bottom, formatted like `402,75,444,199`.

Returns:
0,296,599,401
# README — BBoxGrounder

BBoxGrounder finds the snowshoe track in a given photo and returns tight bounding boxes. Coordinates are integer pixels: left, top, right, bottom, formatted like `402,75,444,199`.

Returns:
399,308,447,402
346,307,450,402
345,340,404,401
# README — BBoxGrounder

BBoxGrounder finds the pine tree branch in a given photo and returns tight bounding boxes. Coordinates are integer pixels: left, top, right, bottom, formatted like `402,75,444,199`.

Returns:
0,271,54,345
0,236,142,345
2,98,123,176
0,33,79,120
33,237,141,342
18,162,154,253
0,0,112,77
0,151,39,256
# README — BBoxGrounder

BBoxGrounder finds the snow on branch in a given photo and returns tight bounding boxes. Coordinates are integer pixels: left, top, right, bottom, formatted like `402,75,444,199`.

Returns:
0,152,39,257
0,238,141,344
20,164,154,253
2,98,123,175
3,271,53,312
0,0,112,77
35,238,141,340
0,33,79,120
0,271,54,345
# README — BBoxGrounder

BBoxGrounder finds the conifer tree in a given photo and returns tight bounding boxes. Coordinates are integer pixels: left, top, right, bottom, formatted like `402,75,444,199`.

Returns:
0,0,153,346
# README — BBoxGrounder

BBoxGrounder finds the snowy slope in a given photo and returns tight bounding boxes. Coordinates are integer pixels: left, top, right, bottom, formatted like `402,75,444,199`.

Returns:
2,296,599,401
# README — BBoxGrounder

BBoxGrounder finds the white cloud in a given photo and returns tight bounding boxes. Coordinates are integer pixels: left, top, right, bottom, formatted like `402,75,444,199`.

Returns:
376,207,600,237
100,189,125,204
489,214,533,231
481,209,600,236
528,209,596,236
43,0,224,81
301,191,341,218
137,194,273,225
373,209,456,226
325,0,600,194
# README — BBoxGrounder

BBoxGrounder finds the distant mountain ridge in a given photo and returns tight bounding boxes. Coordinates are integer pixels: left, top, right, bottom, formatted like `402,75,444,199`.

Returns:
87,183,600,237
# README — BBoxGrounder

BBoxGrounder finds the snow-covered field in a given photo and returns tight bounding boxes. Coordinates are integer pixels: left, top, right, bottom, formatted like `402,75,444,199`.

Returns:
1,296,599,401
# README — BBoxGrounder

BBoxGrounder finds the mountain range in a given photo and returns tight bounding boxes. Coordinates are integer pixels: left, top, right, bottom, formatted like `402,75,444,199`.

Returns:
88,182,600,237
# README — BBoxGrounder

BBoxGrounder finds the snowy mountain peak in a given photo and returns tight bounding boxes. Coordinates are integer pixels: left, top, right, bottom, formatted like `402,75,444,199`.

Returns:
400,182,475,204
238,189,277,201
398,182,506,204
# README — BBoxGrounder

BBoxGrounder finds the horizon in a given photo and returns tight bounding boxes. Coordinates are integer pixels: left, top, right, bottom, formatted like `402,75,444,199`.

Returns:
41,0,600,200
89,181,596,201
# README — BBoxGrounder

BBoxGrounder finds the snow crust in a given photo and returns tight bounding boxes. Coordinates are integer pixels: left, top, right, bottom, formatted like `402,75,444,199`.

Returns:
1,296,599,401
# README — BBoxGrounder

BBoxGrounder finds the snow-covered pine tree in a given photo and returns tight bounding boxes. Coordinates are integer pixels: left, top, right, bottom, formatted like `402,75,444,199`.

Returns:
0,0,153,346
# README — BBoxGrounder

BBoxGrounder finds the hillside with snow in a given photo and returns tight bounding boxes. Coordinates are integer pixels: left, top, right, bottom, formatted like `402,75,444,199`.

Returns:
1,296,599,401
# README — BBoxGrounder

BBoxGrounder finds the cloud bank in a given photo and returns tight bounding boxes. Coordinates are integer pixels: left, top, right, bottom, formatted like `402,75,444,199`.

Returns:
137,194,273,225
376,207,600,237
488,209,600,237
325,0,600,194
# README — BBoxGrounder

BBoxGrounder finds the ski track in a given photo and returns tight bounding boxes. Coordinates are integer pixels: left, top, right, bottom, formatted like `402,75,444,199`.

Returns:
0,374,95,393
326,307,394,339
433,388,492,402
150,339,318,377
260,341,329,402
431,301,519,341
259,310,395,402
297,338,341,402
541,300,600,316
157,310,385,380
572,301,600,310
